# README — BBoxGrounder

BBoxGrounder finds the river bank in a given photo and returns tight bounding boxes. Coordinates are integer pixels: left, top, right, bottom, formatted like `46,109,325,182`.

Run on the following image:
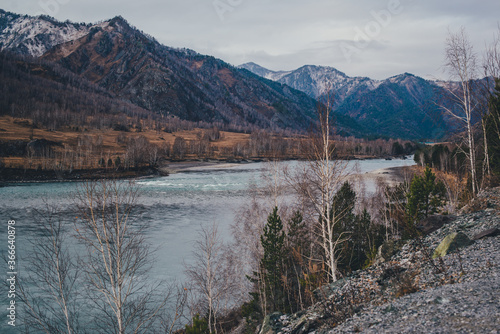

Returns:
354,165,415,186
0,159,257,184
0,166,163,184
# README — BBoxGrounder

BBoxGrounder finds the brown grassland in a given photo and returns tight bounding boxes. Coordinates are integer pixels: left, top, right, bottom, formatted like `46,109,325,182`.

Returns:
0,115,252,169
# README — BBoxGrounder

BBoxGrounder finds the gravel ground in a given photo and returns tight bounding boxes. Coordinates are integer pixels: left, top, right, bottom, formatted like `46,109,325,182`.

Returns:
332,188,500,333
334,237,500,333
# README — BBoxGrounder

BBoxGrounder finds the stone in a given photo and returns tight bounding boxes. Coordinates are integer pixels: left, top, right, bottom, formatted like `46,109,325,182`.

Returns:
417,215,456,235
472,227,500,240
313,278,346,300
372,240,401,265
432,232,474,259
259,312,283,334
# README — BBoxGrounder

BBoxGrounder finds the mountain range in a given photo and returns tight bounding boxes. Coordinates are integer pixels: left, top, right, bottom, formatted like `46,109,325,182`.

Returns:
0,10,334,134
238,63,460,139
0,9,468,139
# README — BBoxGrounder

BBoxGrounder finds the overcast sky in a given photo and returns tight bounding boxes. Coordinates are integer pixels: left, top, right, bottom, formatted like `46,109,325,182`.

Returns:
2,0,499,79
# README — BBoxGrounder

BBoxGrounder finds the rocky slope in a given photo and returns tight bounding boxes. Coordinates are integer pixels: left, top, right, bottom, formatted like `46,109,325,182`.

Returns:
239,63,378,102
0,9,93,56
257,187,500,334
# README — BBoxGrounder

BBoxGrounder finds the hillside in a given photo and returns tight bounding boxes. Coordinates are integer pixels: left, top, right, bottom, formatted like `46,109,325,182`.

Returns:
0,9,93,56
239,63,375,102
0,10,364,136
255,187,500,333
3,8,478,140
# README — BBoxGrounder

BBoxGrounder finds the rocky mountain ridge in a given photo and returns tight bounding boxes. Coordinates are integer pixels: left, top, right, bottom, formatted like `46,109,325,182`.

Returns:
239,62,379,100
239,63,471,139
0,8,485,139
0,9,93,57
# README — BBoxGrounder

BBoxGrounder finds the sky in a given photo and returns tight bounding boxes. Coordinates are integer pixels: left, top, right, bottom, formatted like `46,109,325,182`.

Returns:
1,0,499,80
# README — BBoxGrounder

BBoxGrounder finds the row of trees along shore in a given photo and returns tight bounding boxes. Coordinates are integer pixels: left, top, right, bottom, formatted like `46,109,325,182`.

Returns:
14,27,500,334
1,125,417,173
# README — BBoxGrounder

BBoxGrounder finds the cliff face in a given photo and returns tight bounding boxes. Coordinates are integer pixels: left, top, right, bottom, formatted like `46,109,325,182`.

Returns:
256,187,500,334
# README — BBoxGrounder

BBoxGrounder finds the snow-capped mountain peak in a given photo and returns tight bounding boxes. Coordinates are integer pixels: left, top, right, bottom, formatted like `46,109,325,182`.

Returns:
239,62,382,100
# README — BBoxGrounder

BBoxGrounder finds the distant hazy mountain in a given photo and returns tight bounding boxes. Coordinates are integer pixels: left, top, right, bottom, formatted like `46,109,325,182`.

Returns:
239,62,379,100
1,9,367,135
239,63,457,139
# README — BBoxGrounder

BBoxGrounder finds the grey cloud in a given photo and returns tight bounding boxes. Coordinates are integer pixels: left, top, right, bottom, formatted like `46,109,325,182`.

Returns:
1,0,499,79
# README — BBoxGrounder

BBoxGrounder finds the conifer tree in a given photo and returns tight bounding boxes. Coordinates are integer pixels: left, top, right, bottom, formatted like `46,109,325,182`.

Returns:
331,181,356,273
285,210,310,312
406,166,446,231
260,207,286,313
347,209,372,272
330,182,383,273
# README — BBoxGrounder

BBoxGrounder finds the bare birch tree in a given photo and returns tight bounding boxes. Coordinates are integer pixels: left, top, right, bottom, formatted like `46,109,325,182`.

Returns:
482,26,500,181
73,179,173,334
443,27,480,194
229,186,269,312
17,204,80,334
184,223,235,333
287,92,350,282
484,26,500,80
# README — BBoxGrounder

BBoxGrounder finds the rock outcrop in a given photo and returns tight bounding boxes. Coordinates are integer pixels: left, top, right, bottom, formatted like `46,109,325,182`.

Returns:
432,232,473,259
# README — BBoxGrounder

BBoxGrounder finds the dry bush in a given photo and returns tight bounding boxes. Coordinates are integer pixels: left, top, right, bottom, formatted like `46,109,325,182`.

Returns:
394,269,421,298
434,170,467,213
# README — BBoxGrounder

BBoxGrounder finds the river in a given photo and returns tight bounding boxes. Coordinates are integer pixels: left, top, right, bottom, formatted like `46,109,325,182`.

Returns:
0,158,414,331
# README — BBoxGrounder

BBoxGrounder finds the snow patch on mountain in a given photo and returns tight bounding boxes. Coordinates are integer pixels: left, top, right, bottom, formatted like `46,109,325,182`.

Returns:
240,62,383,103
0,11,92,57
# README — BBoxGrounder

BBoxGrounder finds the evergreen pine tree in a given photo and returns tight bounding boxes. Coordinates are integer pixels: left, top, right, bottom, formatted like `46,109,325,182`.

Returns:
331,182,356,222
260,206,286,313
331,182,356,274
285,210,310,313
348,209,372,271
486,79,500,179
406,166,446,236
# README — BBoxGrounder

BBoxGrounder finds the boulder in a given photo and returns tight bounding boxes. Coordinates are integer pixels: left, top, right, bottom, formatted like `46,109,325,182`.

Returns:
432,232,474,259
313,278,347,300
372,240,402,265
259,312,283,334
472,227,500,240
417,215,456,235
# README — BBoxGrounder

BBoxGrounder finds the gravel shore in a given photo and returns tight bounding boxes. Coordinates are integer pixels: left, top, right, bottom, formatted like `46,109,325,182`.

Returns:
334,229,500,333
